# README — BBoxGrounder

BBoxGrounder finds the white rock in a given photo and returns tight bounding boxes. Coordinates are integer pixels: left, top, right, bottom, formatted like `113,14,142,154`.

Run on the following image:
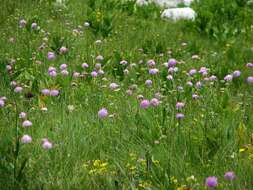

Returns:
161,7,196,21
136,0,194,7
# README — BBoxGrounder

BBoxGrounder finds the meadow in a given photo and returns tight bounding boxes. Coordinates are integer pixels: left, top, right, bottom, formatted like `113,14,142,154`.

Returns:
1,0,253,189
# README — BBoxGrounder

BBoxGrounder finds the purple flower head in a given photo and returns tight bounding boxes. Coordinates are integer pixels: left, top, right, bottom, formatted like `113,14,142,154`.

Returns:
22,120,32,128
149,68,159,75
147,59,156,67
31,22,38,30
150,98,160,107
140,99,150,109
49,70,57,77
120,60,128,65
195,81,202,89
19,19,27,28
176,102,185,110
19,112,27,119
96,55,104,62
61,70,69,76
50,90,59,97
73,72,80,78
145,79,152,86
0,99,5,107
176,113,185,119
60,64,67,70
224,74,233,82
246,62,253,68
224,171,235,181
59,46,68,54
82,63,89,69
14,86,23,93
205,176,218,189
209,75,217,81
47,52,56,60
188,69,197,76
98,108,108,118
168,67,178,74
42,89,50,96
168,58,177,67
233,70,241,78
42,140,53,150
186,81,193,87
247,76,253,84
95,63,101,70
21,135,32,144
166,75,173,81
199,67,208,76
91,71,98,77
109,83,119,90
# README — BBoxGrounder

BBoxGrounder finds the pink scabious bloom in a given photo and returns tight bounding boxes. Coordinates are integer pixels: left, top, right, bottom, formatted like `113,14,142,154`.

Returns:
209,75,217,81
47,52,56,60
199,67,208,76
61,70,69,76
109,83,119,90
60,64,67,70
50,90,59,97
0,97,7,101
166,75,173,81
91,71,98,77
22,120,32,128
233,70,241,78
168,67,178,74
176,113,185,119
48,66,56,73
42,140,53,150
49,70,57,77
150,98,160,107
96,55,104,62
19,112,27,119
186,81,193,87
95,63,102,70
145,79,152,86
42,89,50,95
205,176,218,189
59,46,68,54
224,74,233,82
73,72,80,78
140,99,150,109
149,68,159,75
14,86,23,93
0,99,5,107
19,19,27,28
98,70,105,75
21,135,32,144
224,171,235,181
246,62,253,68
147,59,156,67
98,108,108,118
195,81,202,89
31,22,38,30
120,60,128,65
188,69,197,76
168,58,177,67
176,102,185,110
247,76,253,84
82,63,89,69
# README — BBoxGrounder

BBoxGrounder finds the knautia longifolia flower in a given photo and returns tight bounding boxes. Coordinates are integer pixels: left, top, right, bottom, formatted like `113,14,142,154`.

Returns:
50,90,59,97
42,140,53,150
82,63,89,69
61,70,69,76
120,60,128,65
21,135,32,144
98,70,105,75
49,70,57,77
95,63,102,70
140,99,150,109
186,81,193,87
48,66,56,73
224,171,235,181
167,75,173,81
19,19,27,28
199,67,208,76
150,98,160,107
0,99,5,107
195,81,202,89
168,58,177,67
233,70,241,78
145,79,152,87
176,113,185,119
168,67,178,74
209,75,217,81
31,22,38,30
205,176,218,189
91,71,98,77
47,52,56,60
19,112,27,119
14,86,23,93
59,46,68,54
224,74,233,82
96,55,104,62
246,62,253,68
149,68,159,75
42,89,50,96
98,108,108,119
109,83,119,90
147,59,156,67
188,69,197,76
176,102,185,110
22,120,32,128
60,64,67,70
247,76,253,84
73,72,80,78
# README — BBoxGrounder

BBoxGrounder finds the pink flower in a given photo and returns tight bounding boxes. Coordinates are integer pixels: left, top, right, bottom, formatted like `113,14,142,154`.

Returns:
14,86,23,93
59,46,68,54
176,102,185,110
42,140,53,150
0,99,5,107
98,108,108,118
47,52,56,60
19,112,27,119
140,100,150,109
50,90,59,97
42,89,50,95
22,120,32,128
150,98,160,106
21,135,32,144
19,19,27,28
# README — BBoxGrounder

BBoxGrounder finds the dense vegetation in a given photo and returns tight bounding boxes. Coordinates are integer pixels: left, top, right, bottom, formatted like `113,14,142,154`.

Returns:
0,0,253,189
